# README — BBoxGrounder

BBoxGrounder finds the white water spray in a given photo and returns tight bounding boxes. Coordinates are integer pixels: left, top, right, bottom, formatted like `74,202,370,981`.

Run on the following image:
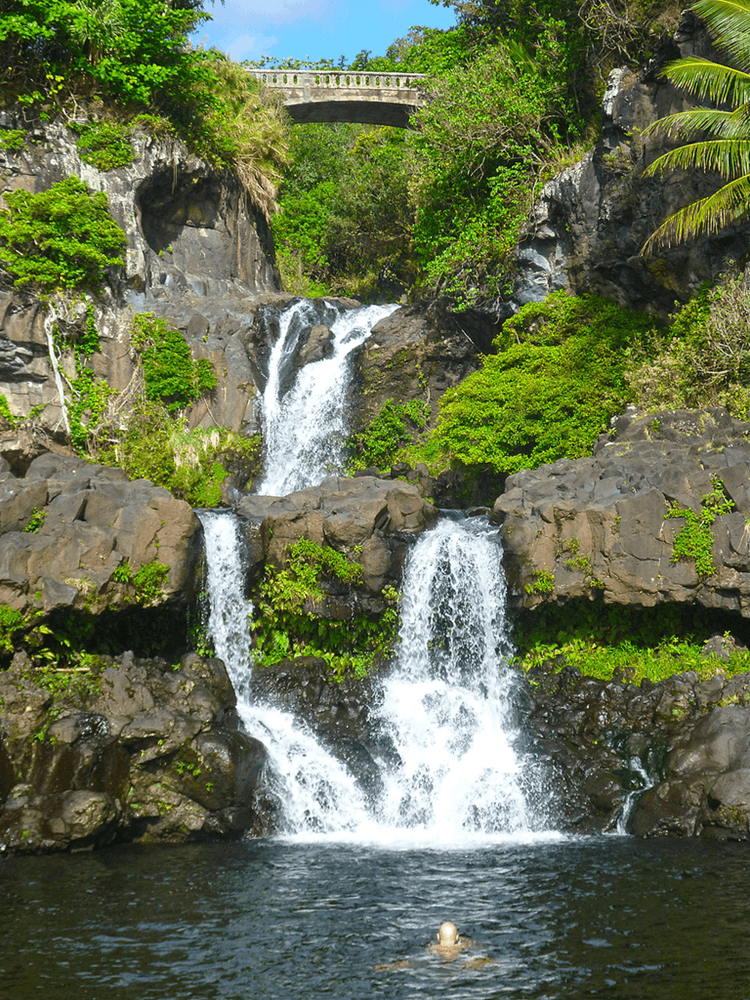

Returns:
197,509,371,835
257,300,397,496
373,517,539,840
198,509,549,844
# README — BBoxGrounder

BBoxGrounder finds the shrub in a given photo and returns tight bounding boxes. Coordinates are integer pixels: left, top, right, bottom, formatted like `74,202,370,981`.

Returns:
130,314,216,414
0,176,126,292
631,275,750,418
420,291,661,475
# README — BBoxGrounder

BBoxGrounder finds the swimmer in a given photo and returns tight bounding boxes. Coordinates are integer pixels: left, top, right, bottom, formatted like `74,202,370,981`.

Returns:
426,921,474,960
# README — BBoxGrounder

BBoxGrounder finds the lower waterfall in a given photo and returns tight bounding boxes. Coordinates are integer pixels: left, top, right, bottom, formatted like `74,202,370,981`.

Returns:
198,509,552,845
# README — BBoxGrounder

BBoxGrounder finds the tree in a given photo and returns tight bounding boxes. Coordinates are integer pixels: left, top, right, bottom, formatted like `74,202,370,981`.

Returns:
642,0,750,252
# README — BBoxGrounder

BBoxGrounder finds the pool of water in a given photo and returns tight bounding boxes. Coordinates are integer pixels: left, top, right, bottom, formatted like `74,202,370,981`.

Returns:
2,835,749,1000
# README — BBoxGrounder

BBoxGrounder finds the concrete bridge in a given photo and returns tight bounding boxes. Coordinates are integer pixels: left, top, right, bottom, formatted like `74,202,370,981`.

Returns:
249,70,429,127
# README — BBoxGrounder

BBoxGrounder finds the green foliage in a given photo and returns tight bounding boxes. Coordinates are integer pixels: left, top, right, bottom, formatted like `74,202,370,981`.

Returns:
643,0,750,251
253,541,398,680
350,397,430,471
666,477,734,576
0,605,23,654
0,0,213,109
75,119,135,170
419,291,661,476
131,561,169,603
0,128,25,149
525,569,555,595
516,598,750,685
96,397,261,506
631,275,750,417
274,124,413,298
521,634,750,686
0,176,127,292
24,507,45,533
130,314,216,414
409,33,577,307
0,392,19,427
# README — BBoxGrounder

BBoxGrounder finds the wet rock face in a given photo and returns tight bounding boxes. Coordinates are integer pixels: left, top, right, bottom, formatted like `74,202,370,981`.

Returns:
493,408,750,614
0,452,200,615
513,13,750,314
0,651,270,853
527,659,750,838
351,299,489,436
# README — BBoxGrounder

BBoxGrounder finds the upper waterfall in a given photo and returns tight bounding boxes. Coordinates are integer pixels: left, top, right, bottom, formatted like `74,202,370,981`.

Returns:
257,299,397,496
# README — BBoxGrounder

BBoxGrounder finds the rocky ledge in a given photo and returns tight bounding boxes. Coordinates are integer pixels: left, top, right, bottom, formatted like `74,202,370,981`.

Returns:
493,408,750,613
0,650,269,854
0,451,200,616
528,650,750,840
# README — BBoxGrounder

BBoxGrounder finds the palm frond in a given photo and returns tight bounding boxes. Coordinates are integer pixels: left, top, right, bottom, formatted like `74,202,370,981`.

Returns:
644,106,746,139
661,57,750,105
644,138,750,178
692,0,750,70
642,172,750,252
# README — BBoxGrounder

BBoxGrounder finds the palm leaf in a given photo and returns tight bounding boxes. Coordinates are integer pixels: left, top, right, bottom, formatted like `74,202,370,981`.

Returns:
642,172,750,252
644,106,749,139
644,138,750,178
661,57,750,105
692,0,750,70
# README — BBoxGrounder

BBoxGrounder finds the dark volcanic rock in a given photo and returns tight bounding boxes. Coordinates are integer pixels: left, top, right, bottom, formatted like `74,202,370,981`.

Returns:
513,13,750,315
237,474,439,607
0,651,270,853
493,408,750,614
0,452,200,615
351,299,489,440
527,658,750,837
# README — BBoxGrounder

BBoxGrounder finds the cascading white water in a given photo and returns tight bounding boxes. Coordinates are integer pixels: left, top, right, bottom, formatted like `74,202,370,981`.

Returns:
372,516,540,841
197,509,371,835
198,508,550,845
257,300,397,496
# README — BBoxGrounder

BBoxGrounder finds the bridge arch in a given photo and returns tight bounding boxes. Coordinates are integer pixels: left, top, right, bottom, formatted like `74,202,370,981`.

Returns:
250,70,429,128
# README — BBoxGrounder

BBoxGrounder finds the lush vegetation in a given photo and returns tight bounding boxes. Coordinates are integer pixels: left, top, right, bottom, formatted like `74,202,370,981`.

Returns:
252,539,400,680
630,274,750,417
0,2,289,219
516,599,750,686
0,176,127,292
411,292,661,477
271,0,682,306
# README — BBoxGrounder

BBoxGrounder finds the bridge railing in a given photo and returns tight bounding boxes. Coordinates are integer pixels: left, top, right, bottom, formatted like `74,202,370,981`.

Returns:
249,70,428,90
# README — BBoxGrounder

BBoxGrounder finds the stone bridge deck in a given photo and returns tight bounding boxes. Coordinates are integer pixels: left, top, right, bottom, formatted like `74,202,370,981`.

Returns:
249,70,429,127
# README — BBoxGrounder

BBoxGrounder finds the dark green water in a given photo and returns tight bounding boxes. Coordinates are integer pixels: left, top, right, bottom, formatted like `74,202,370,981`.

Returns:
1,835,749,1000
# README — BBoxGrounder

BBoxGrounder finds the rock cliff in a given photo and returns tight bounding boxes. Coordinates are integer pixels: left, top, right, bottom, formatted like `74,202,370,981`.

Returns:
513,13,750,315
0,650,269,853
493,408,750,615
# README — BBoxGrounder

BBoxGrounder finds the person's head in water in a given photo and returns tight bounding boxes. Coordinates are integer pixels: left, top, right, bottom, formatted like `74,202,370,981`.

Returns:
437,922,459,946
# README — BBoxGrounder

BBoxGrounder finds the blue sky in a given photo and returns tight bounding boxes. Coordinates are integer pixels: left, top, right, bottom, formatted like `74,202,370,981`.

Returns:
194,0,457,64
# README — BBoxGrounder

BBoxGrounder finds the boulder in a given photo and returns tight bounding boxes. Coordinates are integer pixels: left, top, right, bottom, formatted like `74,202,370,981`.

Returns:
237,475,439,603
0,650,270,853
526,657,750,836
492,408,750,614
0,452,201,615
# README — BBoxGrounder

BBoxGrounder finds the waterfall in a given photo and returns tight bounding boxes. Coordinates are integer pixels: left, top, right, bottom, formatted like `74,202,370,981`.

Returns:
257,300,397,496
374,517,538,839
198,509,549,845
197,509,372,835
